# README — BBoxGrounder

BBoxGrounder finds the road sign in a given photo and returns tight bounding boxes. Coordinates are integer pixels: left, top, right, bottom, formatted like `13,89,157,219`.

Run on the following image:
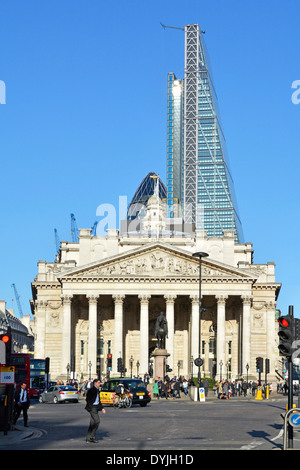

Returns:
199,387,205,402
289,411,300,428
0,366,15,384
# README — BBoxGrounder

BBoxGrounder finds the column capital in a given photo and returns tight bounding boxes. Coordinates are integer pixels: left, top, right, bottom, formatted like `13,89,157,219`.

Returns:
216,294,228,304
87,294,99,304
35,299,48,308
164,294,177,303
112,294,125,304
138,294,151,304
61,294,73,304
265,300,276,310
241,295,252,306
190,294,199,304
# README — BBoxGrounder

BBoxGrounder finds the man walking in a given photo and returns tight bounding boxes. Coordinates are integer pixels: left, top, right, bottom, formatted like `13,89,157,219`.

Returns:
85,378,106,443
13,382,30,427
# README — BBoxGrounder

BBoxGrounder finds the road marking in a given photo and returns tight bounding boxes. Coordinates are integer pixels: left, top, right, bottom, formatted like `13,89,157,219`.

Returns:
240,440,263,450
271,427,283,441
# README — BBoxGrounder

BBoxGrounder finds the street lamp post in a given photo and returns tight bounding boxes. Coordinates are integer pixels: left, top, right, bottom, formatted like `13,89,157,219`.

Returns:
246,363,249,384
66,363,70,382
192,251,209,401
130,355,134,378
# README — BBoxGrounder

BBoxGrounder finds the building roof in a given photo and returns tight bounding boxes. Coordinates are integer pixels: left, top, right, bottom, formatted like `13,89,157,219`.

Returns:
127,172,167,220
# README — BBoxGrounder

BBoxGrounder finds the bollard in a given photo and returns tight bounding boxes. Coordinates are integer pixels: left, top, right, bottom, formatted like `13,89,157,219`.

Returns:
255,385,263,400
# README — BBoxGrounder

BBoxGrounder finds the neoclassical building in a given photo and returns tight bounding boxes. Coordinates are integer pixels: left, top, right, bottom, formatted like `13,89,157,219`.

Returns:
31,194,281,382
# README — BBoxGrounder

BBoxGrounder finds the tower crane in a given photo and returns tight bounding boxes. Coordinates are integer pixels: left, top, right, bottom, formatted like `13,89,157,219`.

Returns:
91,221,98,236
70,213,79,242
11,283,24,318
160,22,205,33
54,228,60,254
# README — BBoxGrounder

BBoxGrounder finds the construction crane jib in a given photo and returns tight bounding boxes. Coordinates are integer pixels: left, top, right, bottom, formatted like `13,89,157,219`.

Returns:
160,23,205,34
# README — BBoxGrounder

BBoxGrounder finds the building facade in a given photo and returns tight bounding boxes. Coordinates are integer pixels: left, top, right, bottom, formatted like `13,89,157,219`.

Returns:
0,300,34,354
31,195,281,383
167,24,243,243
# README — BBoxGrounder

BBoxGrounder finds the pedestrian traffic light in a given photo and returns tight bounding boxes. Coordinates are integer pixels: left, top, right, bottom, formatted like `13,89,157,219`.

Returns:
256,357,263,372
166,364,172,373
107,354,112,368
278,314,294,357
0,328,12,365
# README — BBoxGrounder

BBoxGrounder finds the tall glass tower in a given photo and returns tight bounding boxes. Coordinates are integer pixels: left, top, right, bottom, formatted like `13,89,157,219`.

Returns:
166,24,244,243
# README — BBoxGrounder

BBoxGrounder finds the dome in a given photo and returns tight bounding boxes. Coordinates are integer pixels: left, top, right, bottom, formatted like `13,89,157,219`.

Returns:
127,172,167,220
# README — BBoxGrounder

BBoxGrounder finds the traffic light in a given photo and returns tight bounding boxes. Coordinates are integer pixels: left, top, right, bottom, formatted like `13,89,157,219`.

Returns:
166,364,172,373
278,314,294,357
45,357,50,374
117,357,123,372
0,328,12,365
107,354,112,368
265,358,270,374
256,357,263,372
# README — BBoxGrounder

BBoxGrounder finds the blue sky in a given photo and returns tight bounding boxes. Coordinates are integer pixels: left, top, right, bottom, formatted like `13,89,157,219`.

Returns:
0,0,299,318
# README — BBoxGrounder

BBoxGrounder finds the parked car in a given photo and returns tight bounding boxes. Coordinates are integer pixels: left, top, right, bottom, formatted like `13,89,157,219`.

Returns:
39,385,79,404
100,379,151,407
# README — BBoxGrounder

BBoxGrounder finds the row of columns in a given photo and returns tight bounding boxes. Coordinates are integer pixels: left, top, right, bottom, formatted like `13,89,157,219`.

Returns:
60,292,254,378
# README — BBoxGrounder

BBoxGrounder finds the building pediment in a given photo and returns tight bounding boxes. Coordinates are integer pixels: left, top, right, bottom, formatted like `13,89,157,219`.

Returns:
56,241,256,283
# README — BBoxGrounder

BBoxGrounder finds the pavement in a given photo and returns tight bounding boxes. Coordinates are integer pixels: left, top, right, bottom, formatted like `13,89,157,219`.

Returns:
0,390,295,449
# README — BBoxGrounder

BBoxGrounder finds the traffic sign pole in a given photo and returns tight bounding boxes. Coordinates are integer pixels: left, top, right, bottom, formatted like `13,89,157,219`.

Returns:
287,306,294,448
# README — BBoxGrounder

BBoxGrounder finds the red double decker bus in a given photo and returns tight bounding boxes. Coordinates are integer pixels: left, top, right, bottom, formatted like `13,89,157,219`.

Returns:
8,354,47,398
9,353,30,392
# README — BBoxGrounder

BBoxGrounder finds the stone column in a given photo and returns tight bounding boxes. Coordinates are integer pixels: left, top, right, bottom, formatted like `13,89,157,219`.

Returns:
266,301,276,372
113,294,125,374
34,300,47,359
216,295,228,379
138,294,151,376
164,294,176,371
61,294,73,376
190,295,199,363
242,295,252,376
87,294,99,378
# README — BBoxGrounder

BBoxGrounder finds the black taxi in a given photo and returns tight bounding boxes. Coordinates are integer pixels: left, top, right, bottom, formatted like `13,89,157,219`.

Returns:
100,378,151,406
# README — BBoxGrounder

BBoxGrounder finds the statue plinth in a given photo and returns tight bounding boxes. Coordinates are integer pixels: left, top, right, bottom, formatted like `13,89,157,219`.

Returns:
152,348,170,379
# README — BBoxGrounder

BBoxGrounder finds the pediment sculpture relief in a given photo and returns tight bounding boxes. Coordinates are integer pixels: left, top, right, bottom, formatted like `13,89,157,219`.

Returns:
78,251,232,278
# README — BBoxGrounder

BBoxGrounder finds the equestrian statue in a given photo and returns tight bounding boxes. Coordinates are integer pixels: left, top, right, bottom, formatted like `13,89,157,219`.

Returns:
155,312,168,349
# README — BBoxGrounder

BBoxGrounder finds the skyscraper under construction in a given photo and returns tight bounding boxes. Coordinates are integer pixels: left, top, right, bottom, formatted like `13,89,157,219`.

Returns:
166,24,243,243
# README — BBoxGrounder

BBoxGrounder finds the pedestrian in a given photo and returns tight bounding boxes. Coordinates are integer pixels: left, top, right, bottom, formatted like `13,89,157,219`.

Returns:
85,378,106,443
13,382,31,427
153,380,159,398
242,380,248,397
217,380,223,398
220,380,229,399
182,379,188,397
160,380,169,399
174,380,181,398
203,378,209,397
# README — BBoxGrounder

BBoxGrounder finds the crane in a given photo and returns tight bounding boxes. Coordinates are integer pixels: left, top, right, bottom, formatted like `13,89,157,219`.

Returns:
70,213,79,242
160,23,184,31
11,283,24,318
54,228,60,254
91,221,98,236
160,22,205,33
